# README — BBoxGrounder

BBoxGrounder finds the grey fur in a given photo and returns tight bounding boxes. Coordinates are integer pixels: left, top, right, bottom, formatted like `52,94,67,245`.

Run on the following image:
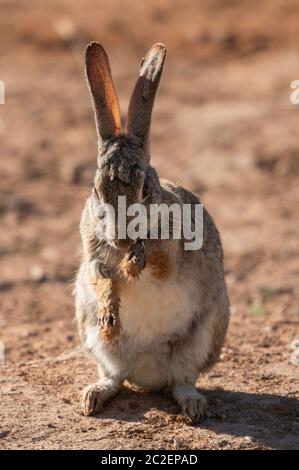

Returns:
75,43,230,422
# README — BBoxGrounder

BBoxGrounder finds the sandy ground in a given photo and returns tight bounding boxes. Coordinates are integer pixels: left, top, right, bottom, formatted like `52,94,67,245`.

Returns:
0,0,299,450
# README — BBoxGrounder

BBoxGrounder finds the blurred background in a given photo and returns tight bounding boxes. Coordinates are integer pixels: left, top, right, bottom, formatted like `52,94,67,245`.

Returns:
0,0,298,450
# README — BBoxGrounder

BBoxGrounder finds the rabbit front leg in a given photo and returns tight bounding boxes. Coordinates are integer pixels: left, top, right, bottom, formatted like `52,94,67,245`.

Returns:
119,239,148,280
82,371,122,416
92,277,121,342
119,239,173,281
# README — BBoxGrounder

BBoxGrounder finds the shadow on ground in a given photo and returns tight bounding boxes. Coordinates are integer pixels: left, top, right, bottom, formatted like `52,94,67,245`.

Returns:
93,387,299,450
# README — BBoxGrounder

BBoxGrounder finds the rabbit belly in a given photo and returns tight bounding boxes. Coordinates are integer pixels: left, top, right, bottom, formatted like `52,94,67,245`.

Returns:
119,269,195,349
127,348,172,390
77,265,226,389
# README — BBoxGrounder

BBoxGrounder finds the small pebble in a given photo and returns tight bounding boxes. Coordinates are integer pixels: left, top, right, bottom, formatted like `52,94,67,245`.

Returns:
290,339,299,350
62,397,71,404
53,17,76,41
264,325,275,332
174,437,185,449
219,438,229,446
30,265,46,283
47,423,56,429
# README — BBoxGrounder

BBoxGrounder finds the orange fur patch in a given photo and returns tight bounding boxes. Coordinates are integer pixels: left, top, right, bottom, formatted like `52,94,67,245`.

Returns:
100,323,121,343
92,278,121,342
119,256,142,281
148,247,172,280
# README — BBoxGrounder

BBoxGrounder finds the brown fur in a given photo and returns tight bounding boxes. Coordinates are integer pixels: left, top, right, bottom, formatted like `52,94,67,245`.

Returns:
119,255,143,281
202,304,230,372
75,42,230,421
148,244,172,281
92,277,121,342
118,239,148,281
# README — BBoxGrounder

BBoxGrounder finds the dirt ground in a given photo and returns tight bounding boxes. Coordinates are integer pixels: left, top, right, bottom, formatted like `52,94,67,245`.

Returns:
0,0,299,450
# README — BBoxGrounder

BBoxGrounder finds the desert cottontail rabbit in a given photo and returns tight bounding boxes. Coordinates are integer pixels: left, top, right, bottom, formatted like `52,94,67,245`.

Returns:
75,42,230,421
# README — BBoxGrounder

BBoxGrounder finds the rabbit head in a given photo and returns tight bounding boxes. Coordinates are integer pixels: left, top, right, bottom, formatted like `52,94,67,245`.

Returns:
85,42,166,248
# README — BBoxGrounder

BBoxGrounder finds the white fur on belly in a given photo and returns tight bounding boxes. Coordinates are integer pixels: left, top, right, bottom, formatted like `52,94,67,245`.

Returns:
119,269,195,348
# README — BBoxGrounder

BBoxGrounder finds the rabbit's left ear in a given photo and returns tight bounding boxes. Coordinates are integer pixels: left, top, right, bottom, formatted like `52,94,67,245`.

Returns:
85,42,121,142
126,43,166,150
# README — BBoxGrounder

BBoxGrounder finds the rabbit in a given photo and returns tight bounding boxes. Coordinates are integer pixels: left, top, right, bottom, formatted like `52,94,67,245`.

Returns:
75,41,230,422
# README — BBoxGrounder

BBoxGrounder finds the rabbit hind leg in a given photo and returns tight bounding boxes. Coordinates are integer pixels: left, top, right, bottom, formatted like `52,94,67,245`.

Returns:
173,383,207,423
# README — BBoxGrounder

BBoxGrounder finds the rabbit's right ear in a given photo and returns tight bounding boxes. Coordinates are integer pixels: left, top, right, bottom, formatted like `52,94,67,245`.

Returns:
85,42,121,142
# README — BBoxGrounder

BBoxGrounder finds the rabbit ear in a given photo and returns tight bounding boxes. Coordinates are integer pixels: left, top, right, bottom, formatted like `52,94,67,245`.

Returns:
126,43,166,149
85,42,121,142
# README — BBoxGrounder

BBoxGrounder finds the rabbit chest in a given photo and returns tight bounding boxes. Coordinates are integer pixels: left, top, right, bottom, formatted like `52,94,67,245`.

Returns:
118,268,196,348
